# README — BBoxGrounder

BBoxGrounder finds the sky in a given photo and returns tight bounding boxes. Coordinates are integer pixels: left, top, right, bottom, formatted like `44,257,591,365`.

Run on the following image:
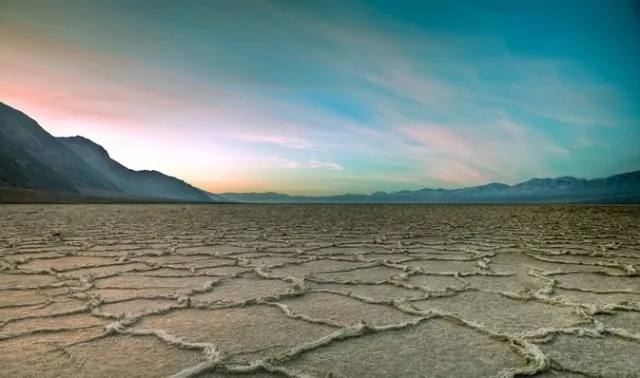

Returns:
1,0,639,195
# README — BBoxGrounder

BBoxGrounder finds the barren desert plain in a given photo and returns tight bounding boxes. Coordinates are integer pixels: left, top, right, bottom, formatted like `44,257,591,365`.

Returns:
0,204,639,378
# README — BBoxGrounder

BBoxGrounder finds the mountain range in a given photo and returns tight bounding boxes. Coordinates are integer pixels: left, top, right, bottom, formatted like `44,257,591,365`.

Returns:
1,101,638,204
0,102,214,203
221,171,640,204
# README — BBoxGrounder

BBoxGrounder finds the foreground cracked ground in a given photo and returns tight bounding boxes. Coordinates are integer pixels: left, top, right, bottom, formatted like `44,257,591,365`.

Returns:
1,204,639,378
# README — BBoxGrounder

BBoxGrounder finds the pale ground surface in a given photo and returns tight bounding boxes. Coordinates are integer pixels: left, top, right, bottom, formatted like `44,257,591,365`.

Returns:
0,204,639,378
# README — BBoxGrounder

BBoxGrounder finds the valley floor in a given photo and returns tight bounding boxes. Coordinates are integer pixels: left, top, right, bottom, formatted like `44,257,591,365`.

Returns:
0,204,639,377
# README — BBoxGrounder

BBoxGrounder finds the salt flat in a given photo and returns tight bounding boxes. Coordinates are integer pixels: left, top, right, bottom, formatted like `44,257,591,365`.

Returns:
0,204,639,377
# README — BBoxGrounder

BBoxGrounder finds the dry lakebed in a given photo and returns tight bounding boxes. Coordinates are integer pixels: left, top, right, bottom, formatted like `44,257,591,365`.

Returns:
0,204,639,377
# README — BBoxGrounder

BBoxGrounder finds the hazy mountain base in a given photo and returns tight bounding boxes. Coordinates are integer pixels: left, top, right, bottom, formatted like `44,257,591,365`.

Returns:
221,189,640,204
0,187,217,204
0,204,639,377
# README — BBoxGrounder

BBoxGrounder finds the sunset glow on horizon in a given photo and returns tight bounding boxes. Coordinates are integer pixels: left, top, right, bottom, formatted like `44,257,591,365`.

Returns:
1,0,639,195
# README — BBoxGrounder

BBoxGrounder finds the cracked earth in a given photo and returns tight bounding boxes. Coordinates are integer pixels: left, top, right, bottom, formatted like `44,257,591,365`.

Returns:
0,204,639,378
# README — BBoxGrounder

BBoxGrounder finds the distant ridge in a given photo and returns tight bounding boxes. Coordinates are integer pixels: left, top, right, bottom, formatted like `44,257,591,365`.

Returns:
220,170,640,204
0,102,215,203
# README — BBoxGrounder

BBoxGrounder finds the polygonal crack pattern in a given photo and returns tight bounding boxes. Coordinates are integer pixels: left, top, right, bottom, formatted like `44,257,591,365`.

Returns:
0,204,638,377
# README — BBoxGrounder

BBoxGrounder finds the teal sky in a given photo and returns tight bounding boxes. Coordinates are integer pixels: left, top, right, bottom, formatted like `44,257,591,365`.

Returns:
1,0,639,195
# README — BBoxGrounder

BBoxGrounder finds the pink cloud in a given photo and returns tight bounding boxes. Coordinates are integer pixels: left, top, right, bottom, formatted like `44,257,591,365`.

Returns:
0,23,237,134
387,115,572,185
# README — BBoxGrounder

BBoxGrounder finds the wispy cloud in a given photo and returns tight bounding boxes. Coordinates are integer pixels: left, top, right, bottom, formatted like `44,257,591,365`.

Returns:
257,157,301,170
308,160,344,171
233,133,317,150
400,126,471,157
574,137,594,148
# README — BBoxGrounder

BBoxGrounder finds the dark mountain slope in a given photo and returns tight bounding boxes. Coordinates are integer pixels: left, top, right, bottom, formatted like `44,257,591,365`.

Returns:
0,103,120,193
0,149,79,193
0,102,214,202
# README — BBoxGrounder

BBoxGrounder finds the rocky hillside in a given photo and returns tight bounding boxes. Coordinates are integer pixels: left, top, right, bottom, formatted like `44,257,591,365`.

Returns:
0,102,214,202
59,136,211,202
0,103,121,193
